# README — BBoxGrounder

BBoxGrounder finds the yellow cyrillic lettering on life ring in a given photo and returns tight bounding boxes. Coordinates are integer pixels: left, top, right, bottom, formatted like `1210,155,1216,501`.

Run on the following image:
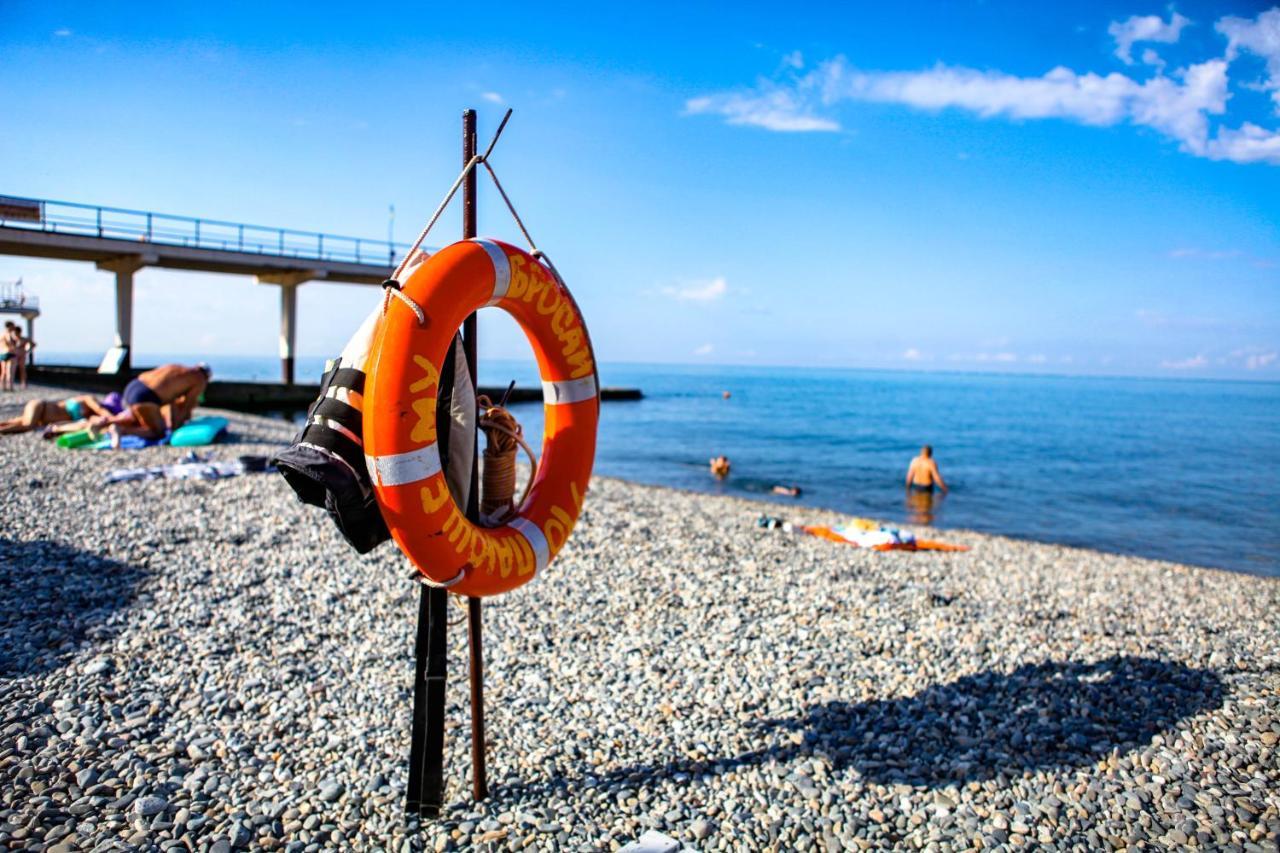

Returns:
420,477,451,514
409,355,439,394
410,397,437,444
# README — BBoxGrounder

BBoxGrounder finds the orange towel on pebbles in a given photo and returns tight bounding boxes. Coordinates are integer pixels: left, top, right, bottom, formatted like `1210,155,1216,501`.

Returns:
802,525,969,552
879,540,969,552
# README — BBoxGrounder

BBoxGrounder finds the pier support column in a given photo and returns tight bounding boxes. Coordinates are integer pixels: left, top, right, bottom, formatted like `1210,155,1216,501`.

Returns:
279,284,297,385
96,254,155,373
24,316,35,365
256,270,323,385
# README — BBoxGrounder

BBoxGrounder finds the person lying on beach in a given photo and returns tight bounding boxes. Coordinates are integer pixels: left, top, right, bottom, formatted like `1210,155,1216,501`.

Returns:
0,393,122,435
105,363,211,443
905,445,948,493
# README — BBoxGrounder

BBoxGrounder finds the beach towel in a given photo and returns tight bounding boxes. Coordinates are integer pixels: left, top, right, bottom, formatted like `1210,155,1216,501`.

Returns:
759,515,968,552
104,454,274,485
803,524,969,552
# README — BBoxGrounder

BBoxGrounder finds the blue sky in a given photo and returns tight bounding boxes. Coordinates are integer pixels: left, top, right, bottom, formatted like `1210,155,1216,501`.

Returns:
1,0,1277,379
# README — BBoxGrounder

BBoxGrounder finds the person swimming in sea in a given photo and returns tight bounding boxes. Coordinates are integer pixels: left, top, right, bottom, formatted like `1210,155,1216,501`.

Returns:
710,455,731,478
905,444,948,493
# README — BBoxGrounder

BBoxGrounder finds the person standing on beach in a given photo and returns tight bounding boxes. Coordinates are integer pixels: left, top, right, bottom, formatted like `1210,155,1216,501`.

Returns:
0,322,15,391
10,325,34,389
905,445,948,493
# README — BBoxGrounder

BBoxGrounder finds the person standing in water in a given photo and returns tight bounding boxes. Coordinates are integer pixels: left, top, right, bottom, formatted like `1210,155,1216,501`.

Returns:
905,445,948,493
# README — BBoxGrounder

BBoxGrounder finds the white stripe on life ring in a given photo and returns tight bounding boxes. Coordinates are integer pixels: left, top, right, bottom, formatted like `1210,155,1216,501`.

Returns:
366,443,442,487
471,239,511,306
542,376,598,405
507,516,550,575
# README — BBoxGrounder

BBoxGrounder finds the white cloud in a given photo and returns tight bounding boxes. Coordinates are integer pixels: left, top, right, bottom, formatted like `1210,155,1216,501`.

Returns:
661,276,728,302
1161,354,1208,369
902,347,924,361
1108,12,1190,65
1027,353,1048,364
481,92,504,104
684,88,840,132
1204,121,1280,163
781,50,805,70
1217,8,1280,110
1141,48,1167,73
693,343,714,356
685,9,1280,165
1246,351,1278,369
53,28,72,37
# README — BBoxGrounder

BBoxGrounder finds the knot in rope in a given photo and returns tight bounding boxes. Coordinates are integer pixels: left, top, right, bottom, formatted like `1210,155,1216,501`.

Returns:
381,278,426,325
476,394,538,525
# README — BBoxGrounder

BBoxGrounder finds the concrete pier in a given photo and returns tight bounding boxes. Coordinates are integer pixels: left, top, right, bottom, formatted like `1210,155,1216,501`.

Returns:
0,194,402,383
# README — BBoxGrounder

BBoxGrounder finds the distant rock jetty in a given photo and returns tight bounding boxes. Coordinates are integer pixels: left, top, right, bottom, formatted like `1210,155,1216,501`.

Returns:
1,384,1277,850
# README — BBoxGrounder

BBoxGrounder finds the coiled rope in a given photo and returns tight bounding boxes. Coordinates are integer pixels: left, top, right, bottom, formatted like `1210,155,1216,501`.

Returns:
476,393,538,525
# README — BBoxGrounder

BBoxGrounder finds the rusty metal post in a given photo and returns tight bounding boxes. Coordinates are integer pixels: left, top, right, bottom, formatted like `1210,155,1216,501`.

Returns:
461,108,490,802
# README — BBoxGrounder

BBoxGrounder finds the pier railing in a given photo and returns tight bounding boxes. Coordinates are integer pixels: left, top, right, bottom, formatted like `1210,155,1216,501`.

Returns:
0,194,409,266
0,279,37,312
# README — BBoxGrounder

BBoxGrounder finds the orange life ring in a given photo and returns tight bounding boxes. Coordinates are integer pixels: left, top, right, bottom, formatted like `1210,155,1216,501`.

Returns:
363,239,598,597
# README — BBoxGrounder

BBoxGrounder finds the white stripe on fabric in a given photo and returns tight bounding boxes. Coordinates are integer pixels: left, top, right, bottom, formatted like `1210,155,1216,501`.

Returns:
310,416,360,446
324,385,362,407
471,239,511,306
541,376,598,405
366,443,442,487
298,442,360,479
507,517,550,575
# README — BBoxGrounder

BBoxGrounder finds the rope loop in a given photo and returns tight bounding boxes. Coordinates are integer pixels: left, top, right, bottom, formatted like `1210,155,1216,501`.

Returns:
380,278,427,325
408,566,467,589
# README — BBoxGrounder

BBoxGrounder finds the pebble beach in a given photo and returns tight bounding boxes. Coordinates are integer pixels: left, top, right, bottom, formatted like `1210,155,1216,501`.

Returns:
2,385,1278,852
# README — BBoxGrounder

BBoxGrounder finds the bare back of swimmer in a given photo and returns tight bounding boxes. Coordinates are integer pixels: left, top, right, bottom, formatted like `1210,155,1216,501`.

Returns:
111,363,211,440
906,444,948,493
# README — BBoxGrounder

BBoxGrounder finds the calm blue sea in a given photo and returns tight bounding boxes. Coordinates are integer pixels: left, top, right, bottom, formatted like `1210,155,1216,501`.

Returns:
42,353,1280,577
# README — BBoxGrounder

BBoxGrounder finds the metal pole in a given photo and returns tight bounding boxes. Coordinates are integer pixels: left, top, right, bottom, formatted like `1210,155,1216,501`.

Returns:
462,108,489,803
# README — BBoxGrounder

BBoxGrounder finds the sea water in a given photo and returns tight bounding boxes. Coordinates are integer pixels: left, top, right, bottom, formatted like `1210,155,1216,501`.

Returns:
40,353,1280,576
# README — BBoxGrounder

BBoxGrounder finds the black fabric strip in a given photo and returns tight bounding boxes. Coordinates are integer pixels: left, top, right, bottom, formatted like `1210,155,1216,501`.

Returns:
420,585,448,815
405,333,460,817
329,367,365,393
301,422,365,479
310,396,363,437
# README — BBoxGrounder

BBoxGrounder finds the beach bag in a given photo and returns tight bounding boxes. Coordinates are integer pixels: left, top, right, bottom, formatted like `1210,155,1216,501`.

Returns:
271,302,475,553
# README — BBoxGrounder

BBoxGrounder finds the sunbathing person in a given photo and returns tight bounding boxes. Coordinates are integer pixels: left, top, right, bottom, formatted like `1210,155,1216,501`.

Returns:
0,393,122,435
106,363,211,443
